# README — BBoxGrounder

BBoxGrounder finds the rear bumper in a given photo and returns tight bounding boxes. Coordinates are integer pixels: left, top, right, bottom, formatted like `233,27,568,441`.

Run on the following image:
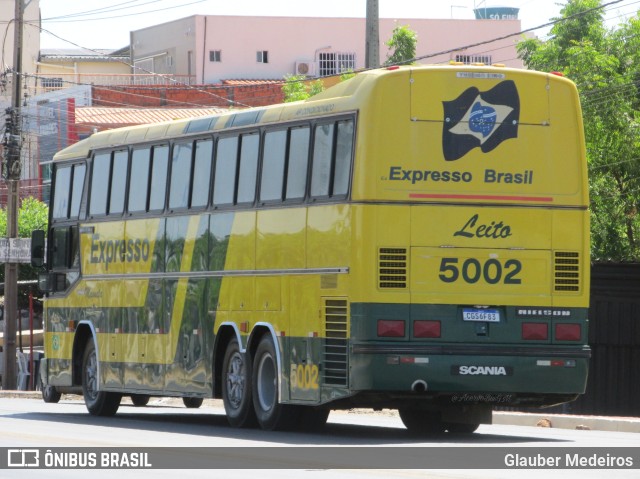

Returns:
350,342,590,399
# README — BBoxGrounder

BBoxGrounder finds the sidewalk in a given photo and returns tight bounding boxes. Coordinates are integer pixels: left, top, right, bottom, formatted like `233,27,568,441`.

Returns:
1,390,638,433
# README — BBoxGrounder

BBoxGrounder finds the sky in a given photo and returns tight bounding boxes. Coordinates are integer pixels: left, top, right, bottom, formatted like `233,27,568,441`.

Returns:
35,0,640,50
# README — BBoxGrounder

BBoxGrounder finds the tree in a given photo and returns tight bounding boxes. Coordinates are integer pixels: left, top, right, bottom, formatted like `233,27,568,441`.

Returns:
384,24,417,66
517,0,640,261
282,75,325,102
0,196,49,306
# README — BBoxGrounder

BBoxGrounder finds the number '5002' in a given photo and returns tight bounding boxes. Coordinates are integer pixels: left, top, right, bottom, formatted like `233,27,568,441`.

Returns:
290,364,319,390
438,257,522,285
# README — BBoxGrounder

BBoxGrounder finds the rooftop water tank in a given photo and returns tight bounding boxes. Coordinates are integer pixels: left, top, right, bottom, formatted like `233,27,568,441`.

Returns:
474,6,519,20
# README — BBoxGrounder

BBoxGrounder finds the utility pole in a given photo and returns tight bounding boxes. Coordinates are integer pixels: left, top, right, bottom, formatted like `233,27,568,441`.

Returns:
2,0,24,390
365,0,380,69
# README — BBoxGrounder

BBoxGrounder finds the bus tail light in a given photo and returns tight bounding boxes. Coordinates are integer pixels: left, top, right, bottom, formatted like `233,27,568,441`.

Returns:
522,322,548,340
413,320,441,338
377,320,405,338
555,323,581,341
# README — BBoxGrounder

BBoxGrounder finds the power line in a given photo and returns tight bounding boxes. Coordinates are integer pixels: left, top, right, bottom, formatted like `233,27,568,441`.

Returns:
42,0,208,23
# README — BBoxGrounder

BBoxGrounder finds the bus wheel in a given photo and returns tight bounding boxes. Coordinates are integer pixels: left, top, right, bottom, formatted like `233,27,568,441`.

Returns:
42,385,62,404
183,397,204,409
81,341,121,416
445,422,480,434
222,338,257,427
130,394,150,407
252,336,300,431
398,409,446,435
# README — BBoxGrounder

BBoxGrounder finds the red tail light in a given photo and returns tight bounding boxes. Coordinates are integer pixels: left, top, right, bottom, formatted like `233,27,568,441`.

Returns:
555,323,581,341
377,320,405,337
522,322,548,340
413,320,441,338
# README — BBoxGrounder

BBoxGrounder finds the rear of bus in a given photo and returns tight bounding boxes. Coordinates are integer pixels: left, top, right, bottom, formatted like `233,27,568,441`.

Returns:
348,66,590,426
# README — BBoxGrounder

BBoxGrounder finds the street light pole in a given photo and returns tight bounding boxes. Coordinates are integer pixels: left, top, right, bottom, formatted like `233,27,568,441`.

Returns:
365,0,379,69
2,0,24,391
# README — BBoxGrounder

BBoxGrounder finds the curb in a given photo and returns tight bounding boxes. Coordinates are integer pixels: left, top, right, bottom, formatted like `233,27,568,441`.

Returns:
492,411,640,433
1,391,637,433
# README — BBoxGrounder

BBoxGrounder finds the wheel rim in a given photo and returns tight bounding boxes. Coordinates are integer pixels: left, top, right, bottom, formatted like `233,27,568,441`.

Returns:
225,351,246,410
84,350,99,401
256,352,277,412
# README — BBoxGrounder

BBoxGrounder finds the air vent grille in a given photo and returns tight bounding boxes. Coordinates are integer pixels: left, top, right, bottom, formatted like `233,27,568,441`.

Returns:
554,251,580,292
323,298,348,387
379,248,407,289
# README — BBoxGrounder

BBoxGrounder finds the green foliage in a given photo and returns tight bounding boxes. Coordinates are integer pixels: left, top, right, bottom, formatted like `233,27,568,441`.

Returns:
384,24,418,66
0,197,49,306
0,197,48,238
340,70,356,82
518,0,640,261
282,75,326,102
282,71,357,102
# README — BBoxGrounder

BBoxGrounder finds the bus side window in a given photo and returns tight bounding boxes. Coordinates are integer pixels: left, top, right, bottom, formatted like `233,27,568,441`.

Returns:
109,150,128,215
286,126,310,201
70,164,86,219
149,145,169,211
89,152,111,217
51,227,70,270
213,136,238,207
169,141,193,210
52,166,71,220
260,129,286,203
333,120,353,197
129,147,151,213
191,139,213,208
237,133,259,204
311,123,334,198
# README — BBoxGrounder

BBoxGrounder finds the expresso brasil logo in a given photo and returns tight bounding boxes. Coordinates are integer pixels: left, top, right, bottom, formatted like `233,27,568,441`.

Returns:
442,80,520,161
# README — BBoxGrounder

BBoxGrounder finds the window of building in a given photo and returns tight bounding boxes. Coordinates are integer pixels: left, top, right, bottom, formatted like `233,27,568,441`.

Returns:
455,54,493,65
257,50,269,63
210,50,222,62
319,52,356,76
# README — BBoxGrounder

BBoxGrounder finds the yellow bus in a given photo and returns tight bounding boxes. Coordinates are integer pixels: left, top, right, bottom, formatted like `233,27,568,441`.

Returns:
33,64,590,433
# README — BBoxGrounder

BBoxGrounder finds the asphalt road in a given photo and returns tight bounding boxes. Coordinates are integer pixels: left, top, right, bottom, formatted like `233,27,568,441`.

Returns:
0,396,638,479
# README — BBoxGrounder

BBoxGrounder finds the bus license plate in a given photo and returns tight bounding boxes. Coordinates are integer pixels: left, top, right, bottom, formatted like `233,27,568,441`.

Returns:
462,309,500,322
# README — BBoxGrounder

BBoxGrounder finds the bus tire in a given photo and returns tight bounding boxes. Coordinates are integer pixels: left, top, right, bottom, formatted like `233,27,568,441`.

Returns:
130,394,150,407
398,409,446,435
81,341,121,417
42,385,62,404
252,336,300,431
183,397,204,409
222,338,257,428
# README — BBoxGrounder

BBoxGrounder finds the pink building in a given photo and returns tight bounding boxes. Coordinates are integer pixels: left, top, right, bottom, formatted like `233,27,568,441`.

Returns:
130,15,527,84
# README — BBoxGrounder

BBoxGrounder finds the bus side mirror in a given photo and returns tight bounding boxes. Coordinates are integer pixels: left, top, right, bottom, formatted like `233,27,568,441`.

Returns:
31,229,45,268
